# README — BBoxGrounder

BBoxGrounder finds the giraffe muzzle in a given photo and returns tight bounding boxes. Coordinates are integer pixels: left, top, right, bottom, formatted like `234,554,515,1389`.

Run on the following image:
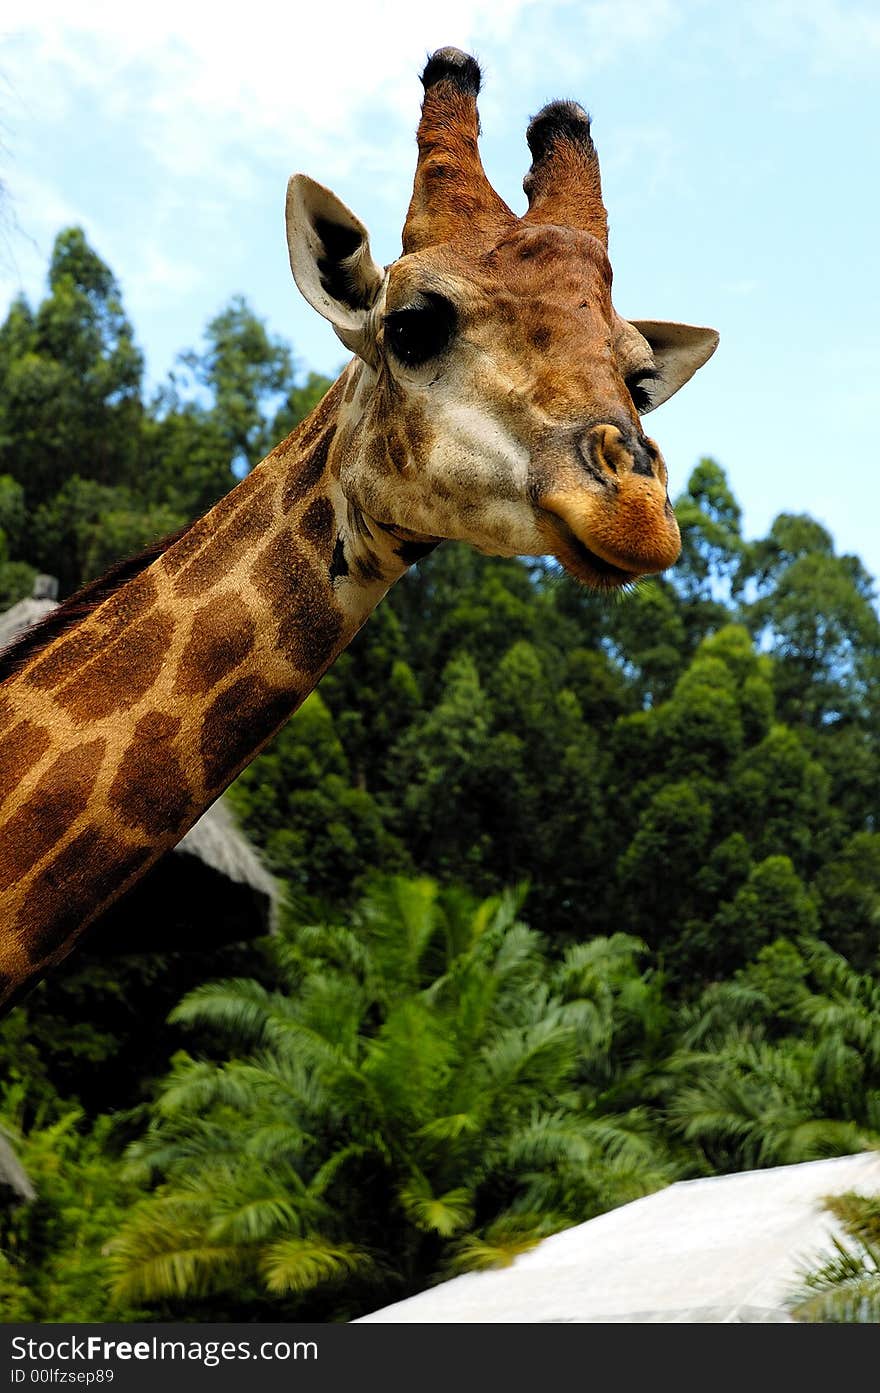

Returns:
539,423,681,585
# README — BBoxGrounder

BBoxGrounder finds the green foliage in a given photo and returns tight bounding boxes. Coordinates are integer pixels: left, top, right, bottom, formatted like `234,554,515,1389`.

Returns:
0,231,143,515
664,937,880,1173
740,513,880,730
709,857,819,973
0,1106,145,1320
814,832,880,968
0,230,326,592
228,693,410,903
789,1233,880,1323
789,1192,880,1323
177,295,296,472
109,882,677,1318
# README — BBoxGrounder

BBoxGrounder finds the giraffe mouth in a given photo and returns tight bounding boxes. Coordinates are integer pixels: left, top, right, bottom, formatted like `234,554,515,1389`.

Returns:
537,507,642,590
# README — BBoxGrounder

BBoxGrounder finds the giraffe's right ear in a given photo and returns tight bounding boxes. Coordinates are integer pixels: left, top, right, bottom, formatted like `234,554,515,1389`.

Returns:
286,175,385,357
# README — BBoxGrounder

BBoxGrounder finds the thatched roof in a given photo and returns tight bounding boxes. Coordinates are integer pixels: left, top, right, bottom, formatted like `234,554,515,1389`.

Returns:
0,1134,34,1206
177,798,277,900
89,796,280,951
358,1151,880,1324
1,582,279,950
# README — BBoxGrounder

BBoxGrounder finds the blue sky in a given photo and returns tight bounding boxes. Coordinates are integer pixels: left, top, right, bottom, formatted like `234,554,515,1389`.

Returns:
2,0,879,586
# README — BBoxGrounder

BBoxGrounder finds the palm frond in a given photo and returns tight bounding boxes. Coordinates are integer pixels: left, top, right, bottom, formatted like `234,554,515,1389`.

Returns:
789,1234,880,1323
261,1237,373,1295
447,1212,564,1274
108,1196,249,1302
399,1176,474,1236
416,1113,481,1142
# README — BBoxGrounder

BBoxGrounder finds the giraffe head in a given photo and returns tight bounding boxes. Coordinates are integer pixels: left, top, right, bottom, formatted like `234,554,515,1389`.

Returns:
285,47,718,589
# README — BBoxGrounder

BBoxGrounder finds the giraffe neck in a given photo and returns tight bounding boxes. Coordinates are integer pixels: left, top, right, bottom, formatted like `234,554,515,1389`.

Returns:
0,362,425,1010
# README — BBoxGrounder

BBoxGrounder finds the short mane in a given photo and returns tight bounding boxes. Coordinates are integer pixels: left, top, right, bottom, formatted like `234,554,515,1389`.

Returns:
0,524,191,686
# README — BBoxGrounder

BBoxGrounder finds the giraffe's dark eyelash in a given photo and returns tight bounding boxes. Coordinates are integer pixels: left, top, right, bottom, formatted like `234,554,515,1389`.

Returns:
625,367,660,413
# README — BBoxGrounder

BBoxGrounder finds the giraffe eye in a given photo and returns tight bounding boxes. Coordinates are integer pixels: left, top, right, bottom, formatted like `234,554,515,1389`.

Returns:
384,292,456,369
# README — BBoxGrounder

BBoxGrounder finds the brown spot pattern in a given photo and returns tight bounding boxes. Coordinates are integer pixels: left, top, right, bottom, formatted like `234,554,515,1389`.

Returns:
23,829,152,961
161,476,269,580
0,721,51,809
57,612,174,723
251,536,343,674
366,435,388,472
108,712,192,837
27,573,158,691
281,428,335,513
171,487,275,599
175,594,256,697
200,675,296,791
300,496,336,554
0,738,106,893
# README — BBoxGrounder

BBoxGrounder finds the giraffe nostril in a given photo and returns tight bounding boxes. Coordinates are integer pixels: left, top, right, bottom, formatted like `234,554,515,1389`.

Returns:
629,437,657,479
579,423,661,482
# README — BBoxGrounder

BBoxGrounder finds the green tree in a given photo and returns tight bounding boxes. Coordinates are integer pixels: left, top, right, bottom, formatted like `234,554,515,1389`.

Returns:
141,394,237,519
29,476,183,595
0,230,143,513
228,692,409,904
814,832,880,969
672,458,742,643
707,856,820,975
271,370,336,443
177,296,295,473
790,1194,880,1323
740,513,880,731
723,725,831,875
0,472,35,603
663,936,880,1172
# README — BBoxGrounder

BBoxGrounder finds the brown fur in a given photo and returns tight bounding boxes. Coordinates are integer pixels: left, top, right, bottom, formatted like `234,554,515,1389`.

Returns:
174,595,257,697
403,81,514,253
108,713,191,836
0,740,107,893
199,677,296,792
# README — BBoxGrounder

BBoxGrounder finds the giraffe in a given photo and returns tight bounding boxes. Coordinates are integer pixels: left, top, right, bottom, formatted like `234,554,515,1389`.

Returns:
0,47,717,1015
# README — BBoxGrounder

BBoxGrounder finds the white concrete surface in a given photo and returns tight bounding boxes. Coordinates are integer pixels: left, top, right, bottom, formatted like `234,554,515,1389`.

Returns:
357,1151,880,1323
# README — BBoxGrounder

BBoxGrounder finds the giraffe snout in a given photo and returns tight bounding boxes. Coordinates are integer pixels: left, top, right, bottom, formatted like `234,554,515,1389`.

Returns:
539,418,680,583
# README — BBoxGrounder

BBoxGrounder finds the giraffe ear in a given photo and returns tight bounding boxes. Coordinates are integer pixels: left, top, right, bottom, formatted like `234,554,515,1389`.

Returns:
627,320,719,412
286,175,385,357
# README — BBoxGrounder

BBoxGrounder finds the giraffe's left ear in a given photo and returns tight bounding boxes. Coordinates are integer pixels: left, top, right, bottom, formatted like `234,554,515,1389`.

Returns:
286,175,385,358
628,320,719,412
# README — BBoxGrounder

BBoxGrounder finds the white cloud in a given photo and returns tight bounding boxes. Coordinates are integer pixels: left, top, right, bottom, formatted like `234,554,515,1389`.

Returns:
3,2,530,176
0,0,687,307
1,0,683,190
